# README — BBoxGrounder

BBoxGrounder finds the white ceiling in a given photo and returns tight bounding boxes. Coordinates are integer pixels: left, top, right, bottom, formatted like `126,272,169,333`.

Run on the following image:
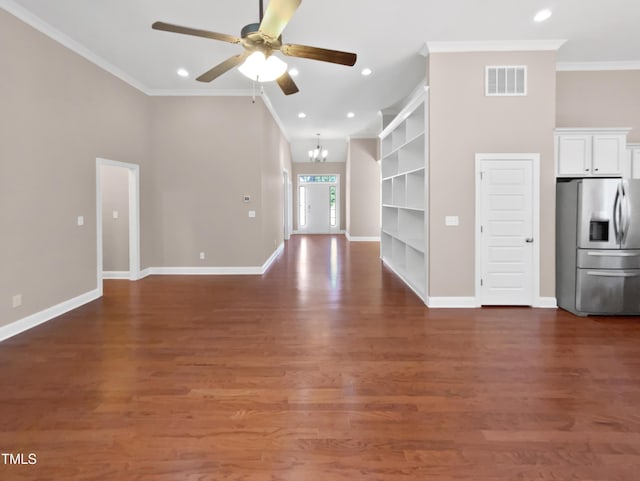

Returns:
4,0,640,159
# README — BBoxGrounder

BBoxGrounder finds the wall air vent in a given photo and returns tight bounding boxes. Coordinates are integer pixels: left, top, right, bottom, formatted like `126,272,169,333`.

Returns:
485,66,527,96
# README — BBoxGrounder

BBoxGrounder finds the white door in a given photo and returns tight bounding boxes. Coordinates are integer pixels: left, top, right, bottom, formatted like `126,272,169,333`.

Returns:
300,183,331,233
479,159,534,305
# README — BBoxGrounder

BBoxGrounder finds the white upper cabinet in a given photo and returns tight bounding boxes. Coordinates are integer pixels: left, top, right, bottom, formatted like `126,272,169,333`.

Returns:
555,128,630,178
626,143,640,179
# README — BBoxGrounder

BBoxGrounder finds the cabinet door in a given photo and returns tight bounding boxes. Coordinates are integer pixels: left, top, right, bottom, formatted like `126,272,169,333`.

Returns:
632,149,640,179
557,135,590,176
592,134,624,175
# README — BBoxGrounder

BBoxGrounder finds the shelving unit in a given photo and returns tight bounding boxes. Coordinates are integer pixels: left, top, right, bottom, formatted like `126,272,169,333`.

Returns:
379,86,429,303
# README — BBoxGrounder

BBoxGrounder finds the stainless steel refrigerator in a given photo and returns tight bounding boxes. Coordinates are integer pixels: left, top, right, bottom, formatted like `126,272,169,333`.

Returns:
557,178,640,316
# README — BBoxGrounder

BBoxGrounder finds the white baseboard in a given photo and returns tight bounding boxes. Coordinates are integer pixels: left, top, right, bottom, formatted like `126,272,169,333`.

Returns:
102,271,130,279
345,232,381,242
0,288,101,343
426,296,558,308
139,243,285,277
427,297,481,308
534,297,558,308
292,230,345,235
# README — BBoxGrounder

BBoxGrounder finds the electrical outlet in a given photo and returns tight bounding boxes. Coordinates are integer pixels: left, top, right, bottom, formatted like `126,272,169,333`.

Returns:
113,210,119,219
199,252,205,260
77,216,84,226
248,210,256,218
12,294,22,308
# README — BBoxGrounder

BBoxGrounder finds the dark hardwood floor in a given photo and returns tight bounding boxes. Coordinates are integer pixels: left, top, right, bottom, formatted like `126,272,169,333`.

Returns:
2,234,640,480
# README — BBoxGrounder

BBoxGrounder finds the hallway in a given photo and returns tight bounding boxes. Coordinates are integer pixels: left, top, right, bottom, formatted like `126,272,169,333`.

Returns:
1,235,640,480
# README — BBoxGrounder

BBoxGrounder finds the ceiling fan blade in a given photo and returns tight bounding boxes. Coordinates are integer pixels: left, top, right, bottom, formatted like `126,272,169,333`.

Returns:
276,72,299,95
196,52,250,83
152,21,240,44
280,44,357,66
259,0,301,40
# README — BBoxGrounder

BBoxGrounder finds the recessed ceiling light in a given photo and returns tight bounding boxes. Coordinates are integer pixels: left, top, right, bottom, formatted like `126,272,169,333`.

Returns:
177,68,189,78
534,8,552,22
347,112,355,118
298,112,307,119
361,68,372,76
289,68,299,77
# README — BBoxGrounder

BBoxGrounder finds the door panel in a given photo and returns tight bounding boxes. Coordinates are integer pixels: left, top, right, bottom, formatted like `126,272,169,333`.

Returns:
480,160,533,305
300,183,331,233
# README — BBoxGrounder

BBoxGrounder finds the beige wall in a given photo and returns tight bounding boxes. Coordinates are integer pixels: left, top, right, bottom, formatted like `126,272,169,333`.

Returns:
428,51,557,298
291,162,347,231
101,165,130,272
346,138,381,238
149,96,290,267
557,70,640,142
1,9,292,330
0,9,151,327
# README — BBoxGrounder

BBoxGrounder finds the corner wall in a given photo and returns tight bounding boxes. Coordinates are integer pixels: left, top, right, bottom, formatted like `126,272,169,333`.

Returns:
428,51,557,298
0,9,151,328
346,138,381,239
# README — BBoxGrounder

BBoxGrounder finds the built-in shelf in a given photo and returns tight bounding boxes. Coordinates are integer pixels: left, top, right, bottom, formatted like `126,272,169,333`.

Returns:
379,85,429,304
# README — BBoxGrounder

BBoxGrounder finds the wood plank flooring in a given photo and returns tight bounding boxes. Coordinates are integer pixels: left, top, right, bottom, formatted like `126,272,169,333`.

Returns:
2,234,640,480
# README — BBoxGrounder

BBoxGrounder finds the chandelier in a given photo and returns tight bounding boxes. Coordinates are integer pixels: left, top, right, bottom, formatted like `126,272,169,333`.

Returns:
308,133,328,162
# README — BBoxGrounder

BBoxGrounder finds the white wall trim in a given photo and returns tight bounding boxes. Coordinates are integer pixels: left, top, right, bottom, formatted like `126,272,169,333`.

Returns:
96,158,142,296
261,93,290,142
427,297,481,308
139,244,284,277
426,40,566,54
146,89,255,97
139,268,153,279
0,289,100,343
102,271,131,280
475,153,541,307
534,297,558,308
293,230,346,235
557,61,640,72
345,232,380,242
0,0,151,94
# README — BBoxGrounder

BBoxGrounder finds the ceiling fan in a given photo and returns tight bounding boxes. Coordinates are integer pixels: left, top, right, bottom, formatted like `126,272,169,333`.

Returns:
152,0,358,95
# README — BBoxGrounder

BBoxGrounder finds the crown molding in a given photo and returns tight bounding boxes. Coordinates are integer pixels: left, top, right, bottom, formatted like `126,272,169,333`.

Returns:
1,0,151,94
426,39,567,54
146,89,255,97
556,61,640,71
261,92,290,143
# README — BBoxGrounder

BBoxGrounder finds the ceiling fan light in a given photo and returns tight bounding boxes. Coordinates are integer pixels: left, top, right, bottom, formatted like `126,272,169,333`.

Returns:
238,51,288,83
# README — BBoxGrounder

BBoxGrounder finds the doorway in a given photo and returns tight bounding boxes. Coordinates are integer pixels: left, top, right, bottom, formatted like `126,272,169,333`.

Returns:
96,158,141,294
297,175,340,234
475,154,540,306
283,169,292,240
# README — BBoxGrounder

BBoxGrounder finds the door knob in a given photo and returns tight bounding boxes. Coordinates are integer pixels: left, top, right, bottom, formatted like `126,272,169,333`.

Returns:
525,238,534,243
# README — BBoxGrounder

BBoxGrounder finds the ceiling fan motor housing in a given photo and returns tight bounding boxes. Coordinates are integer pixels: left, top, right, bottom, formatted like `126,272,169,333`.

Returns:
241,23,282,53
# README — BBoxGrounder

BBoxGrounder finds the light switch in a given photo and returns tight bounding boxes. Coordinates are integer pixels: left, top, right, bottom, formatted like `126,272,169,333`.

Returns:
248,210,256,218
445,216,459,226
113,210,119,219
77,216,84,226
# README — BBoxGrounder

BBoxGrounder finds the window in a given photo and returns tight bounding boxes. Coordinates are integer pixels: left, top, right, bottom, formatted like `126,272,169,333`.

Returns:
329,186,337,227
299,175,337,183
298,186,306,226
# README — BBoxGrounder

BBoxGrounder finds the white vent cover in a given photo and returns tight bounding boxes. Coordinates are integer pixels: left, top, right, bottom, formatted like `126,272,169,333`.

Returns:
486,66,527,96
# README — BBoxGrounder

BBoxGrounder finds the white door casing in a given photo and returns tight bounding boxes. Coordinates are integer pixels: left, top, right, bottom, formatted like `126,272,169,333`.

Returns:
476,154,540,306
297,175,340,234
96,158,141,293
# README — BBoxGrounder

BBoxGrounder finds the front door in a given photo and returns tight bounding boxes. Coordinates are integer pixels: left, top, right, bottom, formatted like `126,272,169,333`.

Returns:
478,158,534,305
298,175,339,234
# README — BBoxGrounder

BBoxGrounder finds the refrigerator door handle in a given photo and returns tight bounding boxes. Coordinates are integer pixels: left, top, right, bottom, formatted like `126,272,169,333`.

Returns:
587,251,640,257
614,183,622,244
621,181,630,244
586,270,640,278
